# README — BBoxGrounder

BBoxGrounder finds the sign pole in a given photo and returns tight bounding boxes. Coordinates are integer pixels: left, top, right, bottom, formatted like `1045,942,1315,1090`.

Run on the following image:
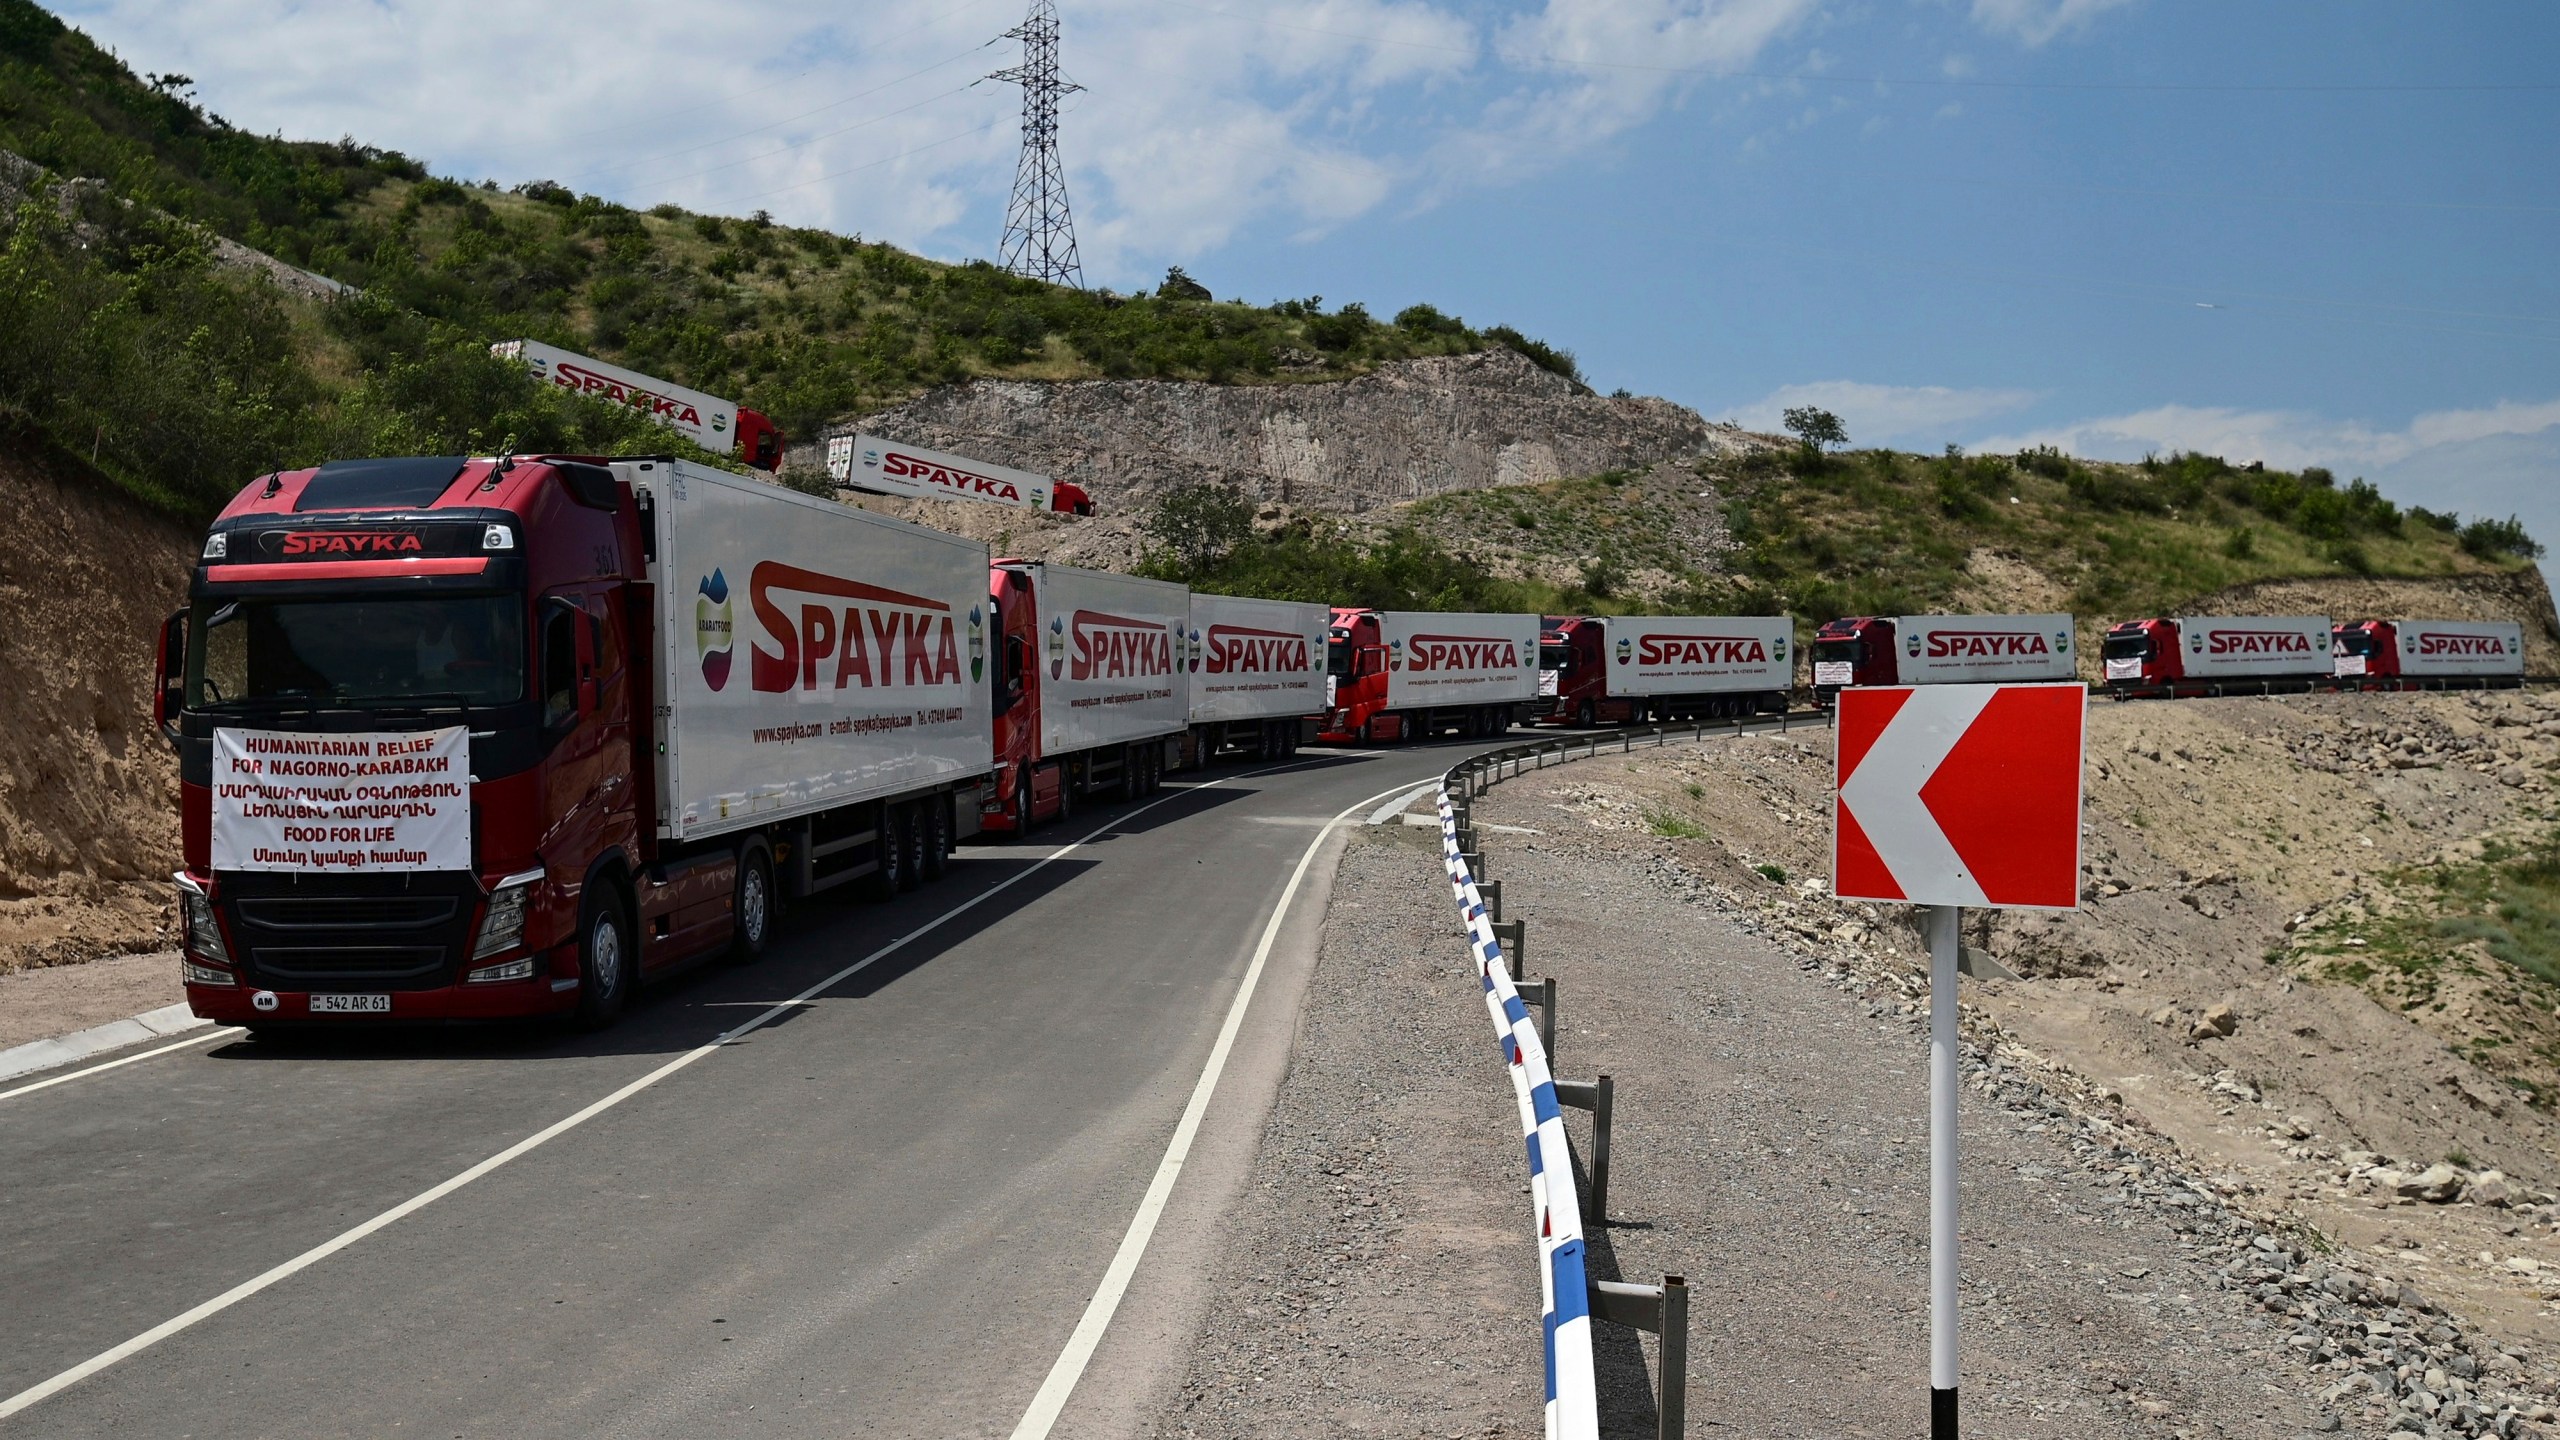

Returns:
1925,902,1960,1438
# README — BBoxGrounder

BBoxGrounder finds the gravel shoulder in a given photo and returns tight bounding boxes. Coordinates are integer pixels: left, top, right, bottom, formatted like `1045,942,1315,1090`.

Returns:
1157,741,2560,1438
0,948,179,1052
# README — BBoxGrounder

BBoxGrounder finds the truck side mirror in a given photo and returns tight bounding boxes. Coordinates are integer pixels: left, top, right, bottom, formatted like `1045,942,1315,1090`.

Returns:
155,608,187,742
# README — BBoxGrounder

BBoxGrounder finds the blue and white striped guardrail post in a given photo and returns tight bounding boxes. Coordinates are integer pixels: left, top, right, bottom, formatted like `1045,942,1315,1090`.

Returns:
1437,776,1598,1440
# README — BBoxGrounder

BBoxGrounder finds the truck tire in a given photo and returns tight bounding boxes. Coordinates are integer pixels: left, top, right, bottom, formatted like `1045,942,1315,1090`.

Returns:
1143,746,1162,794
867,804,910,901
898,803,925,893
726,843,773,965
1056,770,1075,825
1575,698,1596,728
572,886,634,1031
920,797,949,883
1013,777,1037,838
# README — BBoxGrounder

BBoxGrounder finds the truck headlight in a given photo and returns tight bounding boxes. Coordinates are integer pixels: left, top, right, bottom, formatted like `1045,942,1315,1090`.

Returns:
175,873,229,965
470,869,545,961
183,959,236,987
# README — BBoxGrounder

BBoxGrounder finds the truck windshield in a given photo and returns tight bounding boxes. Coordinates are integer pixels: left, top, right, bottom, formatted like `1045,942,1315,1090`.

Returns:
2333,630,2378,657
2101,633,2154,661
190,594,526,712
1813,639,1860,666
1539,642,1573,672
1326,632,1353,679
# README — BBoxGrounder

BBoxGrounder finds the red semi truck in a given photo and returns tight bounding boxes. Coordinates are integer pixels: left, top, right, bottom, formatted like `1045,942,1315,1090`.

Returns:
159,455,991,1032
2099,615,2331,697
828,433,1095,517
1318,608,1539,742
2332,619,2526,688
978,560,1187,834
1536,614,1794,725
1810,613,2077,707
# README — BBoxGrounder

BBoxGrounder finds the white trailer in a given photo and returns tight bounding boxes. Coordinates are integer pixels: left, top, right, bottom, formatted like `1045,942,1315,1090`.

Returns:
828,433,1055,513
1896,614,2077,684
497,341,781,468
2175,615,2331,680
2386,619,2526,679
1605,616,1793,697
1185,593,1328,760
1015,561,1189,758
1383,611,1542,710
626,460,994,881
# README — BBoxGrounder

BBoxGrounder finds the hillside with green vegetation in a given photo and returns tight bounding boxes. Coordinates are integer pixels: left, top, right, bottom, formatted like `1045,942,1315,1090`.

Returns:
1134,442,2544,628
0,0,1570,520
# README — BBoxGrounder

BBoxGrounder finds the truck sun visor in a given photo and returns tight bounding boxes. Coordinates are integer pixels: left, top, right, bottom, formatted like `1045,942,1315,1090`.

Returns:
295,456,470,512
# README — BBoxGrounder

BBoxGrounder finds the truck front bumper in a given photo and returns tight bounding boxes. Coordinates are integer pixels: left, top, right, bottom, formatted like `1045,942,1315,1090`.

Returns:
185,967,581,1025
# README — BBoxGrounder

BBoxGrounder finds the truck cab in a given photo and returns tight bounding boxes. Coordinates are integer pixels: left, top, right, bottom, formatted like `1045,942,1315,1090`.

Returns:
161,455,662,1030
1538,615,1615,726
1321,608,1388,740
2101,618,2182,694
734,410,786,473
1810,616,1895,706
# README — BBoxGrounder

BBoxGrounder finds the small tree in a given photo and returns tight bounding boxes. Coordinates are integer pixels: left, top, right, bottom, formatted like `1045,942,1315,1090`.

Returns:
1144,483,1255,573
1159,266,1213,302
1782,406,1847,452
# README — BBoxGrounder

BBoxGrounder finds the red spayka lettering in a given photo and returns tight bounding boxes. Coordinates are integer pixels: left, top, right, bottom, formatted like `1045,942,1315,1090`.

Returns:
747,562,961,693
881,450,1026,503
552,362,705,429
1204,624,1310,675
1071,610,1172,681
1636,635,1767,667
1408,634,1521,672
1925,630,2052,659
280,530,424,556
2205,630,2314,656
2417,633,2505,656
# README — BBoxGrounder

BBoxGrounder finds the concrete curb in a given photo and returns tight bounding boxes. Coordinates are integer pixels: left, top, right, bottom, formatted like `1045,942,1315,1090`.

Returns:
0,1003,212,1085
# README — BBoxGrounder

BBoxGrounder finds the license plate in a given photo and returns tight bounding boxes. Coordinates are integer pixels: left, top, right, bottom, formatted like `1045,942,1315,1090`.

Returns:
309,993,391,1014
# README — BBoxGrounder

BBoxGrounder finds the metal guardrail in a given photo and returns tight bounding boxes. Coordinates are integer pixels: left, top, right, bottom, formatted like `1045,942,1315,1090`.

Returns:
1438,710,1827,1437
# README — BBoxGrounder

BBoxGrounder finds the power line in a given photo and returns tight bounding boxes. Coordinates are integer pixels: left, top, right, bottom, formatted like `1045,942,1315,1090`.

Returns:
1156,0,2558,95
991,0,1084,287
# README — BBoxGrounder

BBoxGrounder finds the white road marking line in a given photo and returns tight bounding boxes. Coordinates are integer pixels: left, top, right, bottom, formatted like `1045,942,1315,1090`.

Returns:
0,1028,241,1104
1006,777,1421,1440
1365,782,1439,826
0,764,1310,1423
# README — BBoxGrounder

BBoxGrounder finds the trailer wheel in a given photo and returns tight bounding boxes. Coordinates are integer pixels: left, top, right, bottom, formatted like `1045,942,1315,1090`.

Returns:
571,886,634,1031
1147,745,1164,793
920,797,949,882
899,803,927,892
1056,769,1075,825
726,842,773,965
867,804,910,901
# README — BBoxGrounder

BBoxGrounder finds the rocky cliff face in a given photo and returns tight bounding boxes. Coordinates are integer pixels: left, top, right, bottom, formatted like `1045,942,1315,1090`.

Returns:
803,349,1752,517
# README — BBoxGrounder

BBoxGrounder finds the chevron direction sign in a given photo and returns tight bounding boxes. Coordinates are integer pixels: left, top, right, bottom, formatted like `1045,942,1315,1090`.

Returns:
1833,683,2086,909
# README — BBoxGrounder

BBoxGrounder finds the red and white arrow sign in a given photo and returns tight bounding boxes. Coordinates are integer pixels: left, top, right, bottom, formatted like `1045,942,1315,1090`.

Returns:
1833,683,2085,909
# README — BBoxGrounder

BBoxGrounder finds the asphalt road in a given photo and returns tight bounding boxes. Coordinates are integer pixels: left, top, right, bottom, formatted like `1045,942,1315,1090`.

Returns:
0,740,1486,1439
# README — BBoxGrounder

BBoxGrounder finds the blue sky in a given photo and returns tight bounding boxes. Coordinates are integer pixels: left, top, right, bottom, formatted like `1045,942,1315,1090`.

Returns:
55,0,2560,546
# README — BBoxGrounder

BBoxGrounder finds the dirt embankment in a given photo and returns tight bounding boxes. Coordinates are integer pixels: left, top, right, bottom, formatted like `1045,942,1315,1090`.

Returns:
0,439,191,971
1538,692,2560,1364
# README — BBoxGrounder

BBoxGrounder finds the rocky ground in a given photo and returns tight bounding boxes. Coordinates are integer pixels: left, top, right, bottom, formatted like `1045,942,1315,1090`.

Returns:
1159,793,2560,1437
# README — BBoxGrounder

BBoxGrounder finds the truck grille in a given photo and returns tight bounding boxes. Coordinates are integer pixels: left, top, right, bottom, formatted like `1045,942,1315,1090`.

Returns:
219,874,480,991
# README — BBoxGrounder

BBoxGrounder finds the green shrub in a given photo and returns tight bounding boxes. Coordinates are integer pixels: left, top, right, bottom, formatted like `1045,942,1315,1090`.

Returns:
1646,810,1707,839
2461,515,2543,560
1482,324,1582,385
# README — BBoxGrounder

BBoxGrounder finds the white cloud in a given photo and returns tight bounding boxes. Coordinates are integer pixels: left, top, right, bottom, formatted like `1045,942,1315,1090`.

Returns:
1970,396,2560,474
1731,380,2040,442
54,0,1821,285
1968,0,2138,47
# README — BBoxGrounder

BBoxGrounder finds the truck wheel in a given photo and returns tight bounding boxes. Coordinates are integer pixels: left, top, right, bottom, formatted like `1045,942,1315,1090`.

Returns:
867,804,909,901
1144,747,1162,794
1057,772,1075,825
920,798,949,882
898,803,926,892
726,844,773,965
1014,778,1037,838
572,886,634,1031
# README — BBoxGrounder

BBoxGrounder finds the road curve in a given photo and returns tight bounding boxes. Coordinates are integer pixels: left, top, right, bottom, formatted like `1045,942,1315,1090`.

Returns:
0,741,1483,1438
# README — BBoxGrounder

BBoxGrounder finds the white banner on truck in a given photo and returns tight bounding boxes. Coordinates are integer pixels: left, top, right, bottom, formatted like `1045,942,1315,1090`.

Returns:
2395,619,2525,678
1187,594,1328,724
492,340,740,457
827,434,1054,513
631,460,993,842
1380,612,1541,710
1029,563,1189,755
1896,614,2076,684
2176,616,2331,679
1600,615,1792,696
210,726,470,873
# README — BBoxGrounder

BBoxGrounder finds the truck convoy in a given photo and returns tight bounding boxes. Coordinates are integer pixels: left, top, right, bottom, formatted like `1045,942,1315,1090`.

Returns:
1810,613,2078,706
492,341,785,473
2331,619,2525,688
1318,608,1541,743
2099,615,2333,696
827,433,1096,517
1536,614,1792,725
